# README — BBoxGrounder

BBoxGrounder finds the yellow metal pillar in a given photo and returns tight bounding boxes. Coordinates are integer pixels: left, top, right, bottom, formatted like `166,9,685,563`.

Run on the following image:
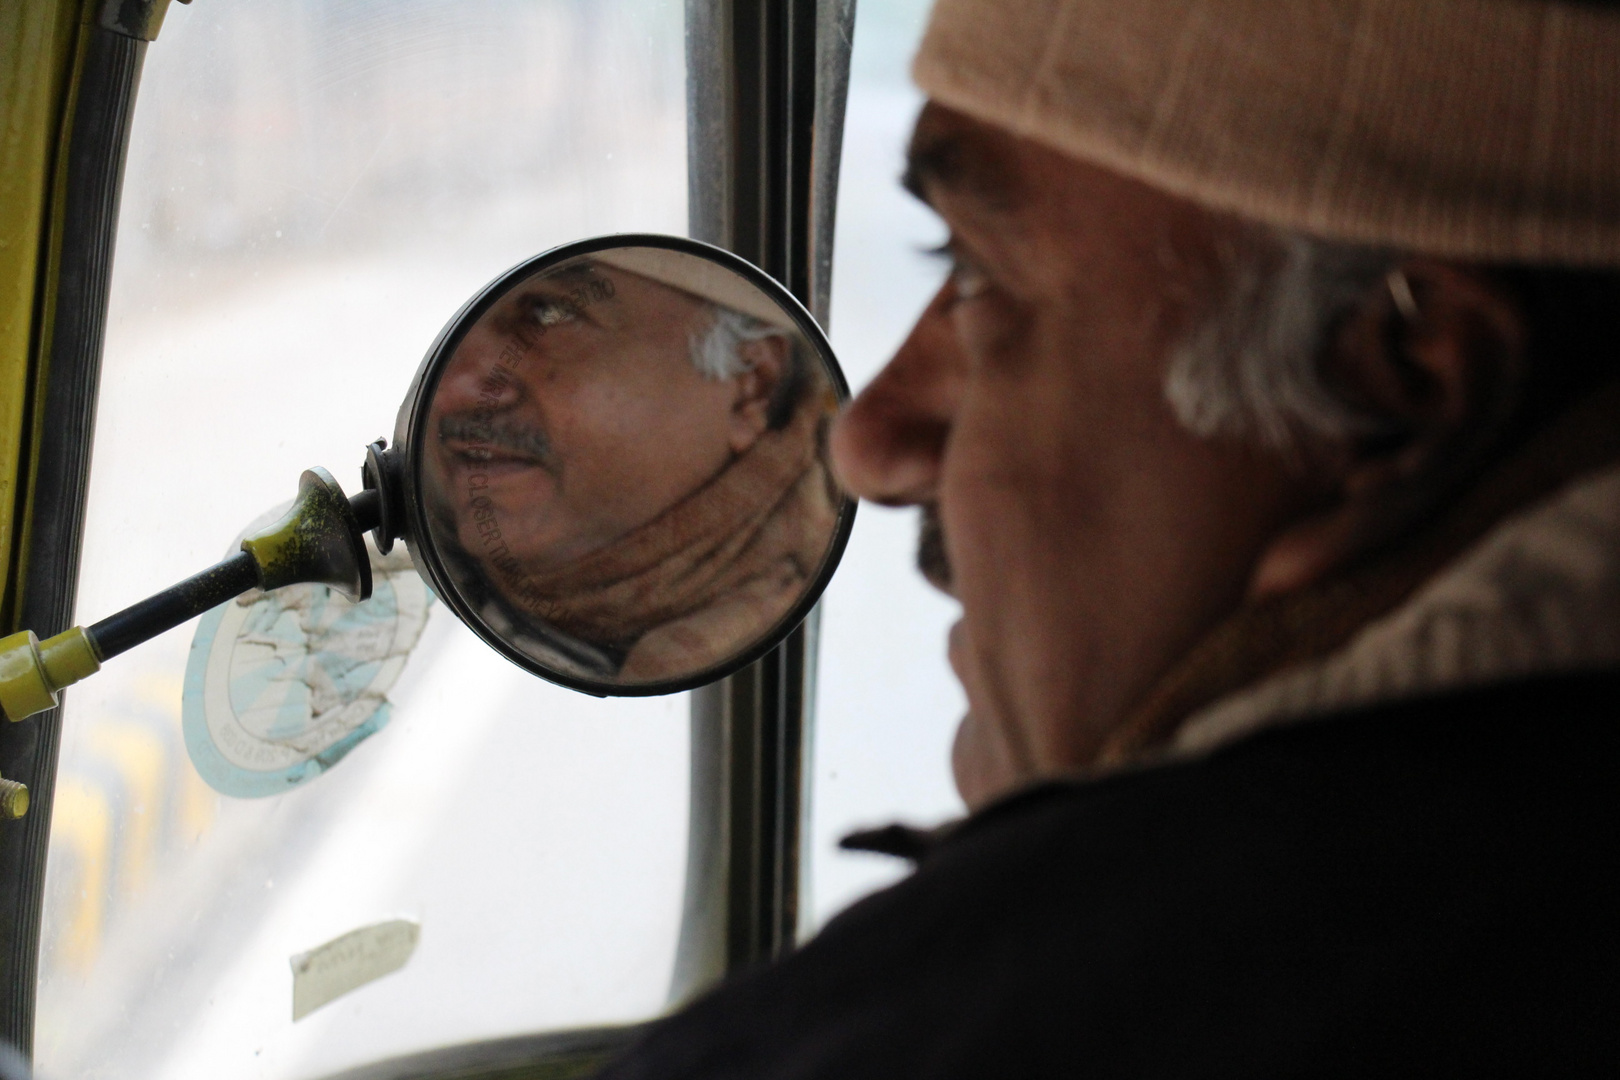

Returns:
1,0,85,629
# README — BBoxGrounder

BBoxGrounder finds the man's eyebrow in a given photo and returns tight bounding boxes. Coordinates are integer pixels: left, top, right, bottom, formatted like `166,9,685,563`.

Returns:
902,133,959,203
901,129,1017,211
541,263,601,286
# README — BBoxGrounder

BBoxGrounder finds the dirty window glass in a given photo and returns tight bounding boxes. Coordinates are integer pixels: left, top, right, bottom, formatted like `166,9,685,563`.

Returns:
810,0,966,928
37,3,689,1078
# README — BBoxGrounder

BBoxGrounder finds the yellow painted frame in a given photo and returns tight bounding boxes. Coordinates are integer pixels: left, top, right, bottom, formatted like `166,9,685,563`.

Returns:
0,0,93,632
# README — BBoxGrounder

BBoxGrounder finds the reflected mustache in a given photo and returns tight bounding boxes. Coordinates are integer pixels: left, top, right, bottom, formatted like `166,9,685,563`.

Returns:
917,504,953,593
439,413,554,466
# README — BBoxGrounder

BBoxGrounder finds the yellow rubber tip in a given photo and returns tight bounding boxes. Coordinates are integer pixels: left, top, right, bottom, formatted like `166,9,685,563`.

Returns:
40,626,101,688
0,631,55,722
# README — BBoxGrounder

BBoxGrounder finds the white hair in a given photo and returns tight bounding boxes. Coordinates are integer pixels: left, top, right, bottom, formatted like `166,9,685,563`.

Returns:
689,306,785,379
1164,230,1397,454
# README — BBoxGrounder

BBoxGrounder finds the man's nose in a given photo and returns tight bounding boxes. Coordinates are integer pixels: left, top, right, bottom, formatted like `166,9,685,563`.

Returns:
830,288,960,506
439,353,527,412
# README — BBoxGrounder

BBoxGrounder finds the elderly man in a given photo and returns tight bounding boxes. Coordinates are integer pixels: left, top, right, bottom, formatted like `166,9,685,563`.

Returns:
604,0,1620,1075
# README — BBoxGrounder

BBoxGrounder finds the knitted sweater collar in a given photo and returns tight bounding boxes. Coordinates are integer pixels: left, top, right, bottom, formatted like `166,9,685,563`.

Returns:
1173,461,1620,758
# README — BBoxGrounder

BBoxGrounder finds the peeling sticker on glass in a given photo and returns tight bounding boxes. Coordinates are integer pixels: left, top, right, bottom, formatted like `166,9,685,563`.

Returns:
291,918,421,1021
182,506,434,797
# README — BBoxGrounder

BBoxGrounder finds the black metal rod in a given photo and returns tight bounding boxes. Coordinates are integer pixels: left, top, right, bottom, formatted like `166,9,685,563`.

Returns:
86,550,261,661
349,487,381,533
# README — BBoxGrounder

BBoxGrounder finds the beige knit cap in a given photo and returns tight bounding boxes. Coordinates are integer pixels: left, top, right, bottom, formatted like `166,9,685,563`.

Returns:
913,0,1620,265
592,247,796,329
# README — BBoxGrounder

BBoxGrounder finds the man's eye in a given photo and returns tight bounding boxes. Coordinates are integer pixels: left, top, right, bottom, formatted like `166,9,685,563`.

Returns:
531,300,574,327
925,241,992,304
948,257,991,301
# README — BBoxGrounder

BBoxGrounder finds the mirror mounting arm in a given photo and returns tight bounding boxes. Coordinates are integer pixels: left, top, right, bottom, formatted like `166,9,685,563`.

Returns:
0,551,260,733
0,465,377,737
88,551,260,662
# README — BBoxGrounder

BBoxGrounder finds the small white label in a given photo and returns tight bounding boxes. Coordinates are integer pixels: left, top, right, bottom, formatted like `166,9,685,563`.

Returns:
290,919,420,1020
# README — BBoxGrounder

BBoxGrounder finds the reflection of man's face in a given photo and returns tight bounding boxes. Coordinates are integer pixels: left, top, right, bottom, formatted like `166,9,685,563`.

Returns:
426,261,780,577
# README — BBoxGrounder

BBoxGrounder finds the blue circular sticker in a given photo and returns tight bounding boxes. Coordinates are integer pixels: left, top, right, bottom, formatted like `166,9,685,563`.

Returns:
183,538,433,798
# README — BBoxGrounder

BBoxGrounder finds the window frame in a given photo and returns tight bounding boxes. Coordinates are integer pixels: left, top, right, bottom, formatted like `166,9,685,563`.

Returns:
0,0,149,1052
673,0,856,1000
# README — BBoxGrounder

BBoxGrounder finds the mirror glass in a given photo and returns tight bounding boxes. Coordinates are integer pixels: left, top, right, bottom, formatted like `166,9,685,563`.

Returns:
405,239,853,693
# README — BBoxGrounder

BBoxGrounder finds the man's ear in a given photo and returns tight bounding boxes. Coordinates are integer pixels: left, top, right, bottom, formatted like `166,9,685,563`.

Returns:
727,334,789,454
1249,261,1529,597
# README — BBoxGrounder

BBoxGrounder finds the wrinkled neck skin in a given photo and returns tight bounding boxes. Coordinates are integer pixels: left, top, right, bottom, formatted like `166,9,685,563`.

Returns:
1098,379,1620,774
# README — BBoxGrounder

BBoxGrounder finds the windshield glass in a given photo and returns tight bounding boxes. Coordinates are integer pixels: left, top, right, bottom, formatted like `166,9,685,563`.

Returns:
37,3,689,1077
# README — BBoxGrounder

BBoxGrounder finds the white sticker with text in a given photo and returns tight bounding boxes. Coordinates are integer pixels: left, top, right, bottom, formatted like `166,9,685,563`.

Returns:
291,918,420,1020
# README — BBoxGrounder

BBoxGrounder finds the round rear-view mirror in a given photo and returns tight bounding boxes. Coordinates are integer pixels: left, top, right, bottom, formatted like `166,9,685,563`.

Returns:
376,234,856,694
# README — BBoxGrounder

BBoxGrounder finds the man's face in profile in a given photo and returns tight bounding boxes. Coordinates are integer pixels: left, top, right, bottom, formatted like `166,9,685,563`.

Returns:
831,105,1303,805
425,260,778,577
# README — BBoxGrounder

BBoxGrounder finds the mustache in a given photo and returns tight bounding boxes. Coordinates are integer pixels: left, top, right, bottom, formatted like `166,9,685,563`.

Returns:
438,412,554,467
917,503,953,593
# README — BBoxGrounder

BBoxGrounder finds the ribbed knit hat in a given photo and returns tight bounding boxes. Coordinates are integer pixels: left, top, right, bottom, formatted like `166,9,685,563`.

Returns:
592,247,796,329
913,0,1620,264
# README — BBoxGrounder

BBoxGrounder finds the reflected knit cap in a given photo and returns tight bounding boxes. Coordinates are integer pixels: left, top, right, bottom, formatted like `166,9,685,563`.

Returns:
913,0,1620,264
593,247,796,329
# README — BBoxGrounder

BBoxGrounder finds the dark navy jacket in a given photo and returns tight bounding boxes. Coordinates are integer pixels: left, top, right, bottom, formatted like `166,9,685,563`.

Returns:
601,671,1620,1078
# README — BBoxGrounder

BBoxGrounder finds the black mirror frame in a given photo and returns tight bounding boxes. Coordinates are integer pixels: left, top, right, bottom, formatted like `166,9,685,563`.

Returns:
390,233,857,698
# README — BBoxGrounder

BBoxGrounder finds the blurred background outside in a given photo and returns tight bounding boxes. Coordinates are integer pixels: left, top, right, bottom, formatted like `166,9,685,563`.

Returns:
811,0,963,926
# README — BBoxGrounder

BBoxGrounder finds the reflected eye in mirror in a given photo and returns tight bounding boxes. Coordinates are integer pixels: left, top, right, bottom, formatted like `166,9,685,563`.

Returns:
394,235,856,695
